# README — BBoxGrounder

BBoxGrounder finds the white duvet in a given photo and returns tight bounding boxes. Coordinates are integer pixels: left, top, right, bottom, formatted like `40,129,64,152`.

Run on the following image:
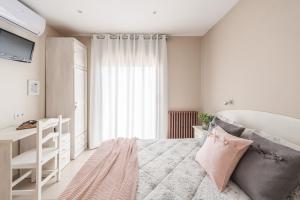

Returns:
136,139,300,200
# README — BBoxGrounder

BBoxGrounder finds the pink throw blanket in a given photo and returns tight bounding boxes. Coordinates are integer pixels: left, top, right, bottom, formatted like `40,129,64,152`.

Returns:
59,138,139,200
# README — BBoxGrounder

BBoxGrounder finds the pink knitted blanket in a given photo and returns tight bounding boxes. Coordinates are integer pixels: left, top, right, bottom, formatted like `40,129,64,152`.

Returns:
59,138,139,200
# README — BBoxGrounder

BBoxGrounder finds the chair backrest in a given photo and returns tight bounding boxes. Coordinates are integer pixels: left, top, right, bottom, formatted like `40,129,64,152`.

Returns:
36,116,62,167
34,116,62,200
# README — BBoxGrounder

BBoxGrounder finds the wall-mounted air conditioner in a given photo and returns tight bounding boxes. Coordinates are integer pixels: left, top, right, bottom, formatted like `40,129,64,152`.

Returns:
0,0,46,36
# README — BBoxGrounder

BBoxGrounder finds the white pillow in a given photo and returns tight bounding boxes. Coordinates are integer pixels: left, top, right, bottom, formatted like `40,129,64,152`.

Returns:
241,128,300,151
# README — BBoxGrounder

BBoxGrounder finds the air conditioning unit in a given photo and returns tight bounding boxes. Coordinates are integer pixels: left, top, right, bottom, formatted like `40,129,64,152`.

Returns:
0,0,46,36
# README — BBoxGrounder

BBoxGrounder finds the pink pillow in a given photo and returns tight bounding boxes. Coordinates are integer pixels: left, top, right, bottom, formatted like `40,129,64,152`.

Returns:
195,126,253,191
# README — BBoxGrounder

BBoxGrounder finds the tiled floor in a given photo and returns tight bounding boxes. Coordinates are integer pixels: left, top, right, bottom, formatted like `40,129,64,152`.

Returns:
13,149,96,200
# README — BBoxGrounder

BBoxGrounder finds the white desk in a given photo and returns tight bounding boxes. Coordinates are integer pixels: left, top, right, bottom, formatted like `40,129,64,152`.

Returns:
0,118,70,200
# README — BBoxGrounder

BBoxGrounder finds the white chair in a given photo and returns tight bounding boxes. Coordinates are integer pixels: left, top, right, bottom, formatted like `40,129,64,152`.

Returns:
11,116,62,200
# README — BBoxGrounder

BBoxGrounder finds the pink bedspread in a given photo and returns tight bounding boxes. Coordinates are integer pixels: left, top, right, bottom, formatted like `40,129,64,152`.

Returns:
59,138,139,200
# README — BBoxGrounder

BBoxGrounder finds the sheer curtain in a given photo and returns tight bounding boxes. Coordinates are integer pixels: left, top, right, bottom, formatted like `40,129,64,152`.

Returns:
89,34,168,148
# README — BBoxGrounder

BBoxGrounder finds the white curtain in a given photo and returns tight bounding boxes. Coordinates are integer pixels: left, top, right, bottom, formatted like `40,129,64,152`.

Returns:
89,34,168,148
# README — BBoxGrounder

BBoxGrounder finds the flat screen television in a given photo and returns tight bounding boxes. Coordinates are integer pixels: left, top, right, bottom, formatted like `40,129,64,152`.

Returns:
0,28,35,63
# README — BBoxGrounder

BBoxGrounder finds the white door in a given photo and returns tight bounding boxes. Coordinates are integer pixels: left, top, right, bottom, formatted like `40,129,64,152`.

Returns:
74,68,87,136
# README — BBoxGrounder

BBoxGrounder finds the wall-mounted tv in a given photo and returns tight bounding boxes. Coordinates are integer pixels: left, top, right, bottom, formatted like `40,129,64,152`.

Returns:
0,28,35,63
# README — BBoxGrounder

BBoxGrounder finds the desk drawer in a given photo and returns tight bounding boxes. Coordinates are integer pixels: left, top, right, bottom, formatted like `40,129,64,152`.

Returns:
60,150,70,170
60,133,70,169
60,133,70,150
74,132,87,157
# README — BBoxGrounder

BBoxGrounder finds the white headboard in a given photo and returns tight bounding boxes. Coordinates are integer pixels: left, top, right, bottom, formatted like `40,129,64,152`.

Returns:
216,110,300,146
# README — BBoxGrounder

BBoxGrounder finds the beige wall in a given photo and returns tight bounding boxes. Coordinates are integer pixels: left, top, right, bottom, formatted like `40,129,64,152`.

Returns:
0,19,61,129
200,0,300,118
168,36,202,111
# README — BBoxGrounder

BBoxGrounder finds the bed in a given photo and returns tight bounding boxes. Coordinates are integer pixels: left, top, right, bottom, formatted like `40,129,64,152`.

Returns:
136,110,300,200
136,138,251,200
60,110,300,200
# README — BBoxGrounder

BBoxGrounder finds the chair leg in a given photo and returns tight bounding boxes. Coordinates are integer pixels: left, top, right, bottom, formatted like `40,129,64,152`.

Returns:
36,164,42,200
35,182,41,200
56,172,60,182
31,169,36,183
56,155,60,182
35,187,41,200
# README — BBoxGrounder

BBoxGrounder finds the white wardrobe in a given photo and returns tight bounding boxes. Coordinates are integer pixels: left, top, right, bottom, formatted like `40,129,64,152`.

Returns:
46,37,87,159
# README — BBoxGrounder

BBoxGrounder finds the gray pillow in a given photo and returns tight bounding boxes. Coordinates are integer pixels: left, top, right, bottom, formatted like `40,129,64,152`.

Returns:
209,117,245,137
232,133,300,200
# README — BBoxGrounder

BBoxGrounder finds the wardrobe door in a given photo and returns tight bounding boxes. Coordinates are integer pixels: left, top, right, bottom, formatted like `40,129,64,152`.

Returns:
74,68,87,137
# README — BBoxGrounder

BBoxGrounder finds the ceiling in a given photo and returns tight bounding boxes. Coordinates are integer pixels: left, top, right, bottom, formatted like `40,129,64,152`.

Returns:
21,0,239,36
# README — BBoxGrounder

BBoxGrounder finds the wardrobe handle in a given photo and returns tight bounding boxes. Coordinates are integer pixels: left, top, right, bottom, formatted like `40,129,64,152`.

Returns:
75,102,78,110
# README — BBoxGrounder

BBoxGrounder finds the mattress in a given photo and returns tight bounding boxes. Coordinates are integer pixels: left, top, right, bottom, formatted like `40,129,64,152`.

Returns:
136,138,300,200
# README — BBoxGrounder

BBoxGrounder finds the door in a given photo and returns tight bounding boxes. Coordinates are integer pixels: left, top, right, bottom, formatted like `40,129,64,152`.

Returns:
74,68,87,136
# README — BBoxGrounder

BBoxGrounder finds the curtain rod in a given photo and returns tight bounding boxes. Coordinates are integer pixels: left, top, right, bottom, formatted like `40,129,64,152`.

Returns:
72,33,168,40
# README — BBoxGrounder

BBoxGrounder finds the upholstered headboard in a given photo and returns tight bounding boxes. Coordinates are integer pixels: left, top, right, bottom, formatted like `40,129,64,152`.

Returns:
216,110,300,146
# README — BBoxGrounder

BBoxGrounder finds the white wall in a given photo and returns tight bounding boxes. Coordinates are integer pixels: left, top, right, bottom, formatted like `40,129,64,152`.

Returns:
0,19,61,129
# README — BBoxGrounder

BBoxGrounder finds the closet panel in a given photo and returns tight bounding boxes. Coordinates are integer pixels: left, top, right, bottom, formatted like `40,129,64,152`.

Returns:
74,68,87,136
46,37,88,160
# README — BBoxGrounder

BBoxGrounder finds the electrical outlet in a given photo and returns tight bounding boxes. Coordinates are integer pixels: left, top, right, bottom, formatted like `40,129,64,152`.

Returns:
14,112,25,126
14,112,24,120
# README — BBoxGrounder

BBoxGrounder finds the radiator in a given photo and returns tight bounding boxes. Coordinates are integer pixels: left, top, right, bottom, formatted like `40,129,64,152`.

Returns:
168,111,198,139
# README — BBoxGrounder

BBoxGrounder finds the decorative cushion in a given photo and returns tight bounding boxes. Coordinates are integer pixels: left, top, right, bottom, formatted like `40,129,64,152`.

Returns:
195,126,253,191
232,133,300,200
209,117,245,137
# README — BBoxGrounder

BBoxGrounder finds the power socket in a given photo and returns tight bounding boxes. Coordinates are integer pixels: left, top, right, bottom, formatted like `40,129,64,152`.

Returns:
14,112,25,126
14,112,24,120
